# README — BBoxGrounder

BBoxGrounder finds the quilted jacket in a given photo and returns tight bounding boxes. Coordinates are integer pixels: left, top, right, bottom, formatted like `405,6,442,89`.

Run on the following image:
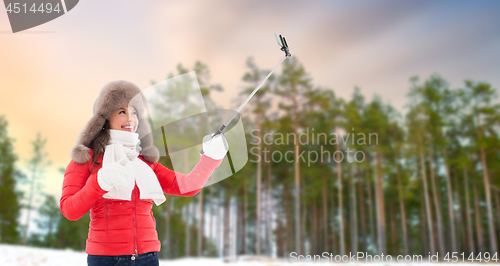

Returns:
60,150,221,256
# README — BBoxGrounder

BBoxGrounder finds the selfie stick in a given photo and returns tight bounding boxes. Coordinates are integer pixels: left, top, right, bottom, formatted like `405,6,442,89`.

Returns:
200,33,291,155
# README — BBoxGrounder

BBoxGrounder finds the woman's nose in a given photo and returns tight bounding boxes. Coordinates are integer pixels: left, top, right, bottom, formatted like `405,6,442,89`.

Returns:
127,113,137,123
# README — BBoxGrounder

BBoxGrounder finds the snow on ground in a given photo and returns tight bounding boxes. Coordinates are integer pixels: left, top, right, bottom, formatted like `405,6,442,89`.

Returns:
0,244,485,266
1,244,295,266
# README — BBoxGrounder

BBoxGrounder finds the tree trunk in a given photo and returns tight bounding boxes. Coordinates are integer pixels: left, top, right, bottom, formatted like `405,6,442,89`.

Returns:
427,140,445,255
316,199,321,255
292,94,301,255
331,181,337,254
357,165,367,253
366,161,376,253
451,168,463,252
301,178,307,255
267,161,273,257
336,141,345,255
164,196,171,258
236,195,242,255
209,187,214,256
215,191,224,257
374,151,386,254
312,199,317,254
451,168,463,251
262,167,268,254
473,181,484,252
349,164,358,253
243,179,247,255
419,188,428,255
395,157,409,255
285,183,292,255
277,215,284,257
224,191,231,257
418,135,436,254
390,204,397,254
457,188,467,252
231,197,237,257
256,112,262,256
442,147,457,252
174,230,179,258
317,199,321,255
475,113,497,252
197,110,205,257
464,169,475,253
322,174,329,252
185,202,191,257
198,190,204,256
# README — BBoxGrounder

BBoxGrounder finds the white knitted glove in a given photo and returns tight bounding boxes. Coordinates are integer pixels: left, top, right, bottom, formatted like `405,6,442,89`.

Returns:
97,158,133,191
202,133,229,160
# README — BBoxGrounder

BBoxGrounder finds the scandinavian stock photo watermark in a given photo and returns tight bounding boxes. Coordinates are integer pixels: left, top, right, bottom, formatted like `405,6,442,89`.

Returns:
290,252,424,263
289,251,500,263
249,128,378,166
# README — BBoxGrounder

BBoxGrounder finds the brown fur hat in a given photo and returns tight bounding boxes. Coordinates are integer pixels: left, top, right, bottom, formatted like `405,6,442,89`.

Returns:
71,80,159,164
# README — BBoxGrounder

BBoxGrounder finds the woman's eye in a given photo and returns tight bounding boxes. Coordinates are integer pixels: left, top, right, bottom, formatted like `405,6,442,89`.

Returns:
119,111,126,114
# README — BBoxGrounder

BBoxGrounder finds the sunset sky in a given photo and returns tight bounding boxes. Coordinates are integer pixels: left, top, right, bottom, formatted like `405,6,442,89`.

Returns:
1,0,500,199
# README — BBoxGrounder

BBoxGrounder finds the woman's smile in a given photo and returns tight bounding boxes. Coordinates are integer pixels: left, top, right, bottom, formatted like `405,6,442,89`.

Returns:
121,124,135,132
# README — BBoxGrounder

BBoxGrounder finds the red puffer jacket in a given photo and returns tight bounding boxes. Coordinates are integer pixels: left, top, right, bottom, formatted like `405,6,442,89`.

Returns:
60,151,221,256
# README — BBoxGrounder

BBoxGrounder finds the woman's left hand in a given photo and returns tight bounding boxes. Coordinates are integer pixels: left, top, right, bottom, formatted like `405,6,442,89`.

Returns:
202,133,229,160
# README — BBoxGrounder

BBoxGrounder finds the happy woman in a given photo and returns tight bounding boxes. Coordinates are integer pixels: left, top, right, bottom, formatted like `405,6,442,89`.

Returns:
60,80,228,266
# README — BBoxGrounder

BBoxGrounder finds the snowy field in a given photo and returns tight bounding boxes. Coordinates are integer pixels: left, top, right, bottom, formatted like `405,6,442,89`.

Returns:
2,244,297,266
0,244,484,266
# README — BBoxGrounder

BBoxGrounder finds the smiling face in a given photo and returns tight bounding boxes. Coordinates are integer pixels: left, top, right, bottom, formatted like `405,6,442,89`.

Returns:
109,105,139,133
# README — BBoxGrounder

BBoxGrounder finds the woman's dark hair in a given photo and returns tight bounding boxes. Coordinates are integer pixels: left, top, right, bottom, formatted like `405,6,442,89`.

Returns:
89,119,110,165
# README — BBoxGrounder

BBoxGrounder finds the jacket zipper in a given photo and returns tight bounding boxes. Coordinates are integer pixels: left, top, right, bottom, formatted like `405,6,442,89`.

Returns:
132,186,138,259
105,203,108,242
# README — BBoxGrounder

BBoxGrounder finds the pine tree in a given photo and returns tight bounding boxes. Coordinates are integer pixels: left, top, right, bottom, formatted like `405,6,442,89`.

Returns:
0,116,22,244
363,96,391,254
22,132,50,245
35,194,60,247
241,57,273,255
276,57,312,254
464,80,498,252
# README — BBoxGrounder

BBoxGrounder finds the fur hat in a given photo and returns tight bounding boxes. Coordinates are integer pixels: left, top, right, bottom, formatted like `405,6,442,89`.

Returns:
71,80,159,164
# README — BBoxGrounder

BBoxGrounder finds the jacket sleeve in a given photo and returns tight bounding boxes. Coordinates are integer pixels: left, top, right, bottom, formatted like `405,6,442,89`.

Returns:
153,154,222,197
60,160,108,221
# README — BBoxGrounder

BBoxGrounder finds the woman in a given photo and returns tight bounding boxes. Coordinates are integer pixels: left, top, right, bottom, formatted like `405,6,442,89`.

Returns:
60,80,227,265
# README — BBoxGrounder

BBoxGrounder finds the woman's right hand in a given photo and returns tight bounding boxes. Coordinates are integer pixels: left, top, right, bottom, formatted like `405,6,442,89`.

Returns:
97,158,133,191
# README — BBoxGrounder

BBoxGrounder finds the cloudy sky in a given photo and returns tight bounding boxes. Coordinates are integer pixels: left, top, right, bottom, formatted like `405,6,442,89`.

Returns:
1,0,500,199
